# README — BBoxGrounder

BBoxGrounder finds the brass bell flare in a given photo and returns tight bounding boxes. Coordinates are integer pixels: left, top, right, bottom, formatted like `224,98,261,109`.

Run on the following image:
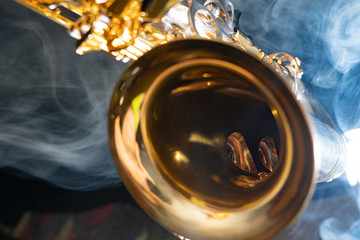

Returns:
108,39,315,240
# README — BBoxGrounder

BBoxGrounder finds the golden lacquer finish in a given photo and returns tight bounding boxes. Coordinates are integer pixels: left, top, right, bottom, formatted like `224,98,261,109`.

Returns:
14,0,348,239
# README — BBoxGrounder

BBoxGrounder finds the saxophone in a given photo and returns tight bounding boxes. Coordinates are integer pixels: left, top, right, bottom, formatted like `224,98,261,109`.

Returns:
14,0,347,239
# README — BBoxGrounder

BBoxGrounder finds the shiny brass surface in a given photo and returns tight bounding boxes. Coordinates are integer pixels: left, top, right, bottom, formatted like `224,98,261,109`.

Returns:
16,0,295,69
14,0,347,239
258,137,278,172
16,0,158,60
226,132,258,174
108,39,315,240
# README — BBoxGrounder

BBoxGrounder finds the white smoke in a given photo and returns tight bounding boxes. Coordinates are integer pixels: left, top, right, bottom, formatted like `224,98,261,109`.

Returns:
325,1,360,74
0,1,125,190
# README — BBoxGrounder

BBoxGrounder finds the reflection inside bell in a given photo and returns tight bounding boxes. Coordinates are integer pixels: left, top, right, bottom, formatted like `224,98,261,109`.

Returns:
226,132,278,185
142,66,280,208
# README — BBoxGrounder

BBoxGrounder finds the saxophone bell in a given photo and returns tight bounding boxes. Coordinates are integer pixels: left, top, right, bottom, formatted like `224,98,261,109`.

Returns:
108,39,316,240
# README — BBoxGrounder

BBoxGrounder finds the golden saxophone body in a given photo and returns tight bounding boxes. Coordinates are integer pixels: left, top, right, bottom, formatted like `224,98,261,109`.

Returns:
14,0,348,239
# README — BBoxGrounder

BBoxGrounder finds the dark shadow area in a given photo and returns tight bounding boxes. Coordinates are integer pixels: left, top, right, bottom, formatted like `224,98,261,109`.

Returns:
0,168,135,227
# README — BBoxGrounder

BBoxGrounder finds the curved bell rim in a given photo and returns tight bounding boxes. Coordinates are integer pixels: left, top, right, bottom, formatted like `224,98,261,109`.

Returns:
108,39,315,240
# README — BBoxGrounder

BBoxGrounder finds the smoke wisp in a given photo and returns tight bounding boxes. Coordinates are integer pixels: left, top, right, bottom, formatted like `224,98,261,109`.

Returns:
0,1,125,190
